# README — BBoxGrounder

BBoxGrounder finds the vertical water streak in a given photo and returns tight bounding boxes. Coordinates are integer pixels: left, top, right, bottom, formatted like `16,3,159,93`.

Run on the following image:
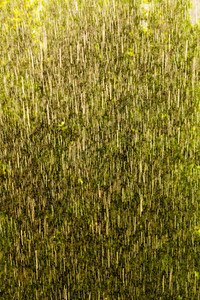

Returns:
190,0,200,24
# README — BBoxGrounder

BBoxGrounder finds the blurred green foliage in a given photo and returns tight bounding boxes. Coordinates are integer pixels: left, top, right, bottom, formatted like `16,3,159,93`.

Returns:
0,0,200,299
